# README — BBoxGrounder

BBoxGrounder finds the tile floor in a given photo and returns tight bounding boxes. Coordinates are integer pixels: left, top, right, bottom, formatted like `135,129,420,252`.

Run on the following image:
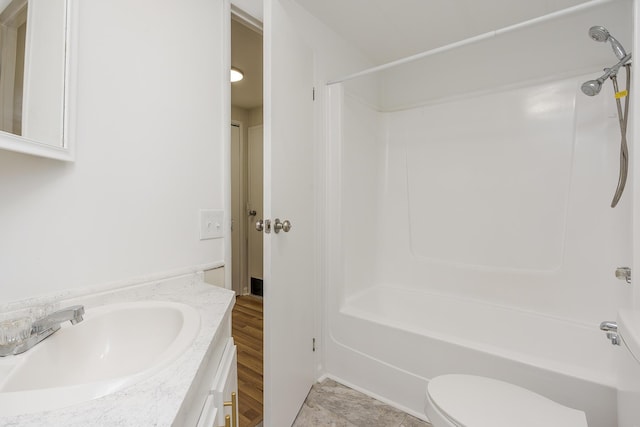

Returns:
292,379,432,427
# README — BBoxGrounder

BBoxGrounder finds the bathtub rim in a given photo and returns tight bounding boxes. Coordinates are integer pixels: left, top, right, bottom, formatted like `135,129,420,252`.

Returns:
336,284,617,388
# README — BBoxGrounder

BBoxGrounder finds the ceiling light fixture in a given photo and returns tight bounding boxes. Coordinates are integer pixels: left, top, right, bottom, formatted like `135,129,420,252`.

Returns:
230,67,244,83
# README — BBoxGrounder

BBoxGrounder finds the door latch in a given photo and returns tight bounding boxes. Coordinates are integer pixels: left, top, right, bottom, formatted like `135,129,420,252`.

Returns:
257,219,289,234
256,219,271,233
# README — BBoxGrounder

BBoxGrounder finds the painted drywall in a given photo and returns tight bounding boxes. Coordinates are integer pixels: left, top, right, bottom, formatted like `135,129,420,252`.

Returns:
231,105,263,151
0,0,227,304
294,0,596,64
204,266,225,287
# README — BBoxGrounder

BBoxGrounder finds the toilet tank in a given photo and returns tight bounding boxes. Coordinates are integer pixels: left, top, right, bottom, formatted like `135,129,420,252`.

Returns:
616,309,640,427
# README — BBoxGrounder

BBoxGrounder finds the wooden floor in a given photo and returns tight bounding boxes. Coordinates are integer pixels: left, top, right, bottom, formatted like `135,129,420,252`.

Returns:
232,296,264,427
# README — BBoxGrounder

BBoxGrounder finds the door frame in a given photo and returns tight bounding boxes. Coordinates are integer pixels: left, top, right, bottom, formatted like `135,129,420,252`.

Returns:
230,120,247,296
247,124,264,294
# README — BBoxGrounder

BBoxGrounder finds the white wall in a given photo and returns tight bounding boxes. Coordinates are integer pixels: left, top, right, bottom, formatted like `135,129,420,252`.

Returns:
0,0,227,304
231,105,263,160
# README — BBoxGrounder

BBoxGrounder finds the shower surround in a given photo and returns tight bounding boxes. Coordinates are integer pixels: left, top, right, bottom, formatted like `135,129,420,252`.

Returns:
322,2,634,426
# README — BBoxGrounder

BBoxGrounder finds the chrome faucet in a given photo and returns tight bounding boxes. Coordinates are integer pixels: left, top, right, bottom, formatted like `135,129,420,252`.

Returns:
32,305,85,334
600,320,620,346
0,305,85,356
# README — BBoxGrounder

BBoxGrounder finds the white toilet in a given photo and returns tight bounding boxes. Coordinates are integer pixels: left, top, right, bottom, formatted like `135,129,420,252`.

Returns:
425,374,587,427
425,309,640,427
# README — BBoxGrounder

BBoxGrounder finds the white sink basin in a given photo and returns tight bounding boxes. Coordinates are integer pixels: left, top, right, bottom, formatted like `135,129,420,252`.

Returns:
0,300,200,416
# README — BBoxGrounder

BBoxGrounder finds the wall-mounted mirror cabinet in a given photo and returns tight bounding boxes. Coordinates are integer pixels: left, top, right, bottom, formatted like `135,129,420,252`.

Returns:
0,0,74,161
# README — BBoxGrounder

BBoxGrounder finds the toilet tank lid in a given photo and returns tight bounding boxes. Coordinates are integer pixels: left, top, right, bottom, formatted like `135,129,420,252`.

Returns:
618,309,640,360
427,374,587,427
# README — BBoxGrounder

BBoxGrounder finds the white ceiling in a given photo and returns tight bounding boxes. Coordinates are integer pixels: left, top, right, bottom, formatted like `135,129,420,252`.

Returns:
294,0,594,64
231,18,263,109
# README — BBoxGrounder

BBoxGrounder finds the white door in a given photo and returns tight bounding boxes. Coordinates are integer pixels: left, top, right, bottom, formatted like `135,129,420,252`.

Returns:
263,0,315,425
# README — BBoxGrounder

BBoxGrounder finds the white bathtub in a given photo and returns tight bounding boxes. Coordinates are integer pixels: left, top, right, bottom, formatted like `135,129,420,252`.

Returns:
325,285,617,427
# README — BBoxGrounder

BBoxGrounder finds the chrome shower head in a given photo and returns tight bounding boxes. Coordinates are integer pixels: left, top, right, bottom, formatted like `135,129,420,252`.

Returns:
581,78,604,96
589,25,627,60
581,52,631,97
589,25,610,42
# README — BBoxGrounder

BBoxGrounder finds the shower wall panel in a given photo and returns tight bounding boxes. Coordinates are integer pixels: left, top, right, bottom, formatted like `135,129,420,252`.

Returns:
341,73,632,325
403,81,574,271
340,93,383,297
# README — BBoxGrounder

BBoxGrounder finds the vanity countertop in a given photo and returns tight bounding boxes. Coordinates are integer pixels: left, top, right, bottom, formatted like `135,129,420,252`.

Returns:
0,273,235,427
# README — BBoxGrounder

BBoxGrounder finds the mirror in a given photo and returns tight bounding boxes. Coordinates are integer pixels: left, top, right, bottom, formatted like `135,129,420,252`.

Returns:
0,0,73,161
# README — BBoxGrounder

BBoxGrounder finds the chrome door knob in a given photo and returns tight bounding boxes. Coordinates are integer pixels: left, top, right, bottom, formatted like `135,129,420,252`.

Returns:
273,218,292,233
255,219,264,231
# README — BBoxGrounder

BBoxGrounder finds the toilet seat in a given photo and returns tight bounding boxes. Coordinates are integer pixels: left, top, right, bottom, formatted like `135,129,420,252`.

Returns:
426,375,588,427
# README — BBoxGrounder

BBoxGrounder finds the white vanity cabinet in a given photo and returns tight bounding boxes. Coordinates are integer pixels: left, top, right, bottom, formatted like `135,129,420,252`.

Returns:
175,312,239,427
201,338,238,427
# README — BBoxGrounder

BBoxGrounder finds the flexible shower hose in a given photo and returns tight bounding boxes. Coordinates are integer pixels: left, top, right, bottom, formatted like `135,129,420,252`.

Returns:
610,63,631,208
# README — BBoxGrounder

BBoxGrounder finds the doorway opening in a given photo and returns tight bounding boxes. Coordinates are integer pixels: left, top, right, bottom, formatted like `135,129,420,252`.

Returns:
230,10,264,427
230,13,263,298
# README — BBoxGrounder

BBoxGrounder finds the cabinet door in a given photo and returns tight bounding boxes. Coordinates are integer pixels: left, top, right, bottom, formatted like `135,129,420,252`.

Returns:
212,338,238,427
196,396,218,427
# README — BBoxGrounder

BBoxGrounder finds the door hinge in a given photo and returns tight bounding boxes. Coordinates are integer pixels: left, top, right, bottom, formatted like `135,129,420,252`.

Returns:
312,338,316,352
312,87,315,101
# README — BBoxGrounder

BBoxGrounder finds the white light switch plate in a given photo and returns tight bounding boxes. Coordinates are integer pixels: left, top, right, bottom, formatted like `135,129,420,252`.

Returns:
200,210,224,240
